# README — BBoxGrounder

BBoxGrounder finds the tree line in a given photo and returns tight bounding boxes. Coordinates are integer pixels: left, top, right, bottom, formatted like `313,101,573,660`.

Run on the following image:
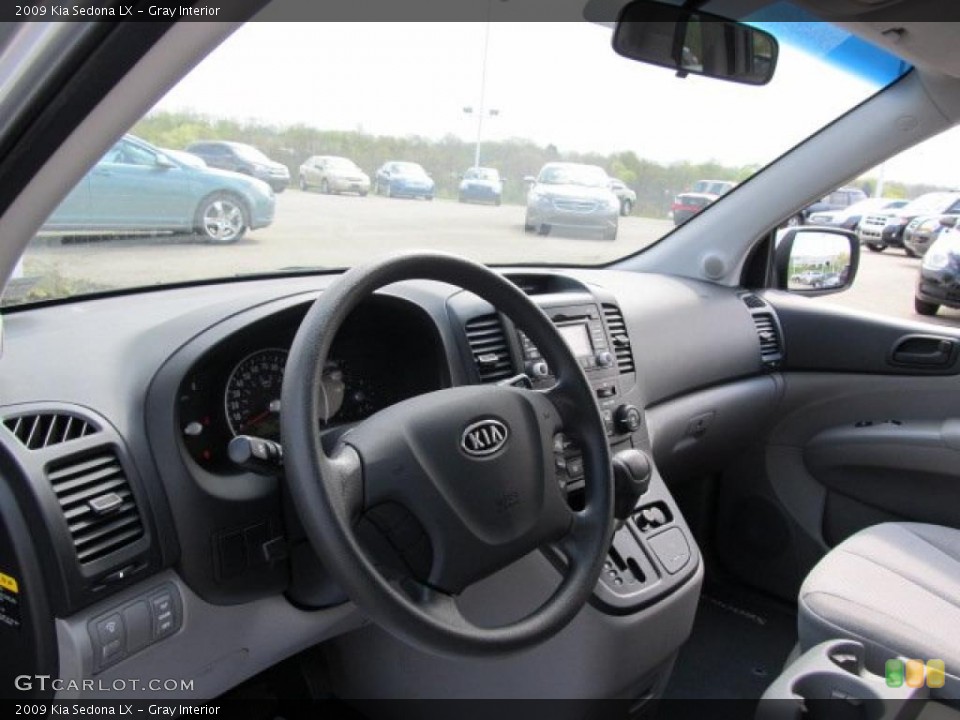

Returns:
132,111,949,217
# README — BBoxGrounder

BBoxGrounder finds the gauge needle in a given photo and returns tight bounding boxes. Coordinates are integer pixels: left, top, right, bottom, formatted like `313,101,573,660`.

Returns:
241,399,281,431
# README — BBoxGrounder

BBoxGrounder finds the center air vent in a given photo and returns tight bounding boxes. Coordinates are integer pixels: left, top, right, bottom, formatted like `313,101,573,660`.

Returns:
602,304,635,374
752,312,784,364
47,450,144,565
741,294,767,310
4,412,97,450
464,314,514,383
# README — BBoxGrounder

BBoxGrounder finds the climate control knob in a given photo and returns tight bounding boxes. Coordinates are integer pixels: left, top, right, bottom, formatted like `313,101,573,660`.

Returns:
596,351,614,368
614,404,643,434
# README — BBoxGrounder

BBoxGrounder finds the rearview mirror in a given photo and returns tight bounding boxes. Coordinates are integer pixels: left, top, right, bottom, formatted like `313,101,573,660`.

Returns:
775,228,859,295
155,154,177,169
613,0,778,86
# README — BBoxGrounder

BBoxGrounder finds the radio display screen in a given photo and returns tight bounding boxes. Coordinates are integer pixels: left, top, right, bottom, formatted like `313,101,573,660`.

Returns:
557,323,593,358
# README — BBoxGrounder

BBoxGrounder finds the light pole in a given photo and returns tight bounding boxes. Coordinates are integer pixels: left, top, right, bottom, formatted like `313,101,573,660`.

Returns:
462,20,498,169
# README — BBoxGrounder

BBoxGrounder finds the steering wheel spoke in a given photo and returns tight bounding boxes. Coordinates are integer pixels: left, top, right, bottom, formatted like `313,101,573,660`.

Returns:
399,578,475,633
321,443,365,523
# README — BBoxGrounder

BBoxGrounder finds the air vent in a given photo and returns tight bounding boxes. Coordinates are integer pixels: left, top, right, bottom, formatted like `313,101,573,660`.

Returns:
742,294,767,309
752,313,783,362
602,304,635,374
4,413,97,450
47,450,144,564
464,314,514,383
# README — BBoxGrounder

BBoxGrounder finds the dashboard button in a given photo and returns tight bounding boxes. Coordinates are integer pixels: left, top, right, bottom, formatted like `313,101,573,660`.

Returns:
614,404,643,434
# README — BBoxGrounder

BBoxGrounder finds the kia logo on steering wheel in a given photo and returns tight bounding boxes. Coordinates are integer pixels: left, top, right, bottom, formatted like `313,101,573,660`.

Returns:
460,419,509,457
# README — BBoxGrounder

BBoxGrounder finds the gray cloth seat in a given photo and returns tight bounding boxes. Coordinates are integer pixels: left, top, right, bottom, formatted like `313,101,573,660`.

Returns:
799,522,960,675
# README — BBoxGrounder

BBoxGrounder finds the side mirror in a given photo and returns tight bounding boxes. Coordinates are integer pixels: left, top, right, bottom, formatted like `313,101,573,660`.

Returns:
612,0,778,86
775,227,859,295
524,176,536,185
940,216,958,229
155,154,177,169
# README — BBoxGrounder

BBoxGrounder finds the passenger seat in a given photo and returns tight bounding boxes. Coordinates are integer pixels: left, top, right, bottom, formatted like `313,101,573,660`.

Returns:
798,522,960,678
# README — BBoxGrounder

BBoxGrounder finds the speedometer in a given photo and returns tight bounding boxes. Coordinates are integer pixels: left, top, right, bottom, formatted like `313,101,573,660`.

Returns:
224,349,287,440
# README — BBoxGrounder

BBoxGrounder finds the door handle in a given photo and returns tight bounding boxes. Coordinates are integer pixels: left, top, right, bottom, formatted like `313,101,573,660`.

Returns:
890,335,957,367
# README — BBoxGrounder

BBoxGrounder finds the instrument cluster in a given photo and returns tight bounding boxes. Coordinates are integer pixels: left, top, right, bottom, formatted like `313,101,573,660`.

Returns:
177,298,446,473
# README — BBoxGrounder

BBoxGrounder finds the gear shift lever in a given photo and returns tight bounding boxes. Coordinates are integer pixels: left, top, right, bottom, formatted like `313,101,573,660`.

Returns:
612,448,652,525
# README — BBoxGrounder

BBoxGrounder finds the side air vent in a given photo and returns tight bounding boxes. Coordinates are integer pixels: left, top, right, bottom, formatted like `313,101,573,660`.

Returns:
4,412,98,450
602,304,635,374
742,294,767,309
752,313,783,363
47,450,144,565
464,314,514,383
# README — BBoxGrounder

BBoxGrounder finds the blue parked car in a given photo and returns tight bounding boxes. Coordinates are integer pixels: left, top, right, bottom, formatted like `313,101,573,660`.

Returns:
43,134,276,244
458,167,502,205
374,161,435,200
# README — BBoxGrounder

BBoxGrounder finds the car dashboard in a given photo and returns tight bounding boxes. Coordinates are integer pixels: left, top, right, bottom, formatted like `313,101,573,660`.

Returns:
0,266,782,699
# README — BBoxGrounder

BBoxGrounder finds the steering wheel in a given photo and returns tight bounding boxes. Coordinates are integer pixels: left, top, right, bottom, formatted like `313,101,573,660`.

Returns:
281,252,614,657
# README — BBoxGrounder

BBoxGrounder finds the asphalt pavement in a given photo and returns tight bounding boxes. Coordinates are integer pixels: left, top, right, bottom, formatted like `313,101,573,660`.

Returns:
20,189,960,328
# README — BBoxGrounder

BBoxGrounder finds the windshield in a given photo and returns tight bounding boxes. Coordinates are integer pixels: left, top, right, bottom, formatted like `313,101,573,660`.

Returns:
327,158,359,170
231,144,272,164
4,15,911,307
467,168,499,180
903,193,958,215
538,164,610,188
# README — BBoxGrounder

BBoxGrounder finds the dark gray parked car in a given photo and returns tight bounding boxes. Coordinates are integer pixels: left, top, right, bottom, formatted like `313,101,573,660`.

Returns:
186,140,290,193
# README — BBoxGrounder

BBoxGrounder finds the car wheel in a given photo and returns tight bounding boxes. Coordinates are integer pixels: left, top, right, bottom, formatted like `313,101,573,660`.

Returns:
360,191,368,197
537,224,551,236
621,200,632,216
196,193,247,244
299,175,307,191
426,195,433,201
458,194,466,203
603,225,618,241
915,297,940,316
387,184,394,198
904,246,919,258
495,197,501,207
866,243,886,253
321,179,330,195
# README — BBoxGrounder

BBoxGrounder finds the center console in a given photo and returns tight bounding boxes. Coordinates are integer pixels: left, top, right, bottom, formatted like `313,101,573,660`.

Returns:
451,278,701,614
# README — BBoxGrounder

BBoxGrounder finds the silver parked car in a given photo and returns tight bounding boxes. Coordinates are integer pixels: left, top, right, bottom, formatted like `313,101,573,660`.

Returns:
524,162,620,240
298,155,370,196
608,178,637,216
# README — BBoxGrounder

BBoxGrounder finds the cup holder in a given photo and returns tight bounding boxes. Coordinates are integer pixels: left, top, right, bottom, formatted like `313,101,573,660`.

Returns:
758,640,928,720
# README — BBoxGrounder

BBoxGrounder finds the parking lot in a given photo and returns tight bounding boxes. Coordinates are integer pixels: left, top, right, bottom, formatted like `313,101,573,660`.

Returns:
20,189,960,328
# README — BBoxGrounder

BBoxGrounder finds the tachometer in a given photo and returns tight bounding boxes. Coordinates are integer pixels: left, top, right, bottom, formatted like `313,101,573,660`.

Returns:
224,349,287,440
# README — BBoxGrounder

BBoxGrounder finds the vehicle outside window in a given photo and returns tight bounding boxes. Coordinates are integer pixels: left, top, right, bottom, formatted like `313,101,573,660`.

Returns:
186,140,291,192
859,192,960,255
916,221,960,315
299,156,370,196
374,161,435,200
806,197,907,230
41,134,275,245
458,167,502,205
524,162,620,241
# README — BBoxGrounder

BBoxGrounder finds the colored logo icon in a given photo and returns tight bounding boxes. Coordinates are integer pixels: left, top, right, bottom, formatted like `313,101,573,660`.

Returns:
886,658,946,689
886,659,904,687
906,660,925,688
927,660,946,689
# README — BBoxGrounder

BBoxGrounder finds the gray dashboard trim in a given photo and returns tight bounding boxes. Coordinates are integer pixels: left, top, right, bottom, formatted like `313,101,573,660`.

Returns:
54,569,364,700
